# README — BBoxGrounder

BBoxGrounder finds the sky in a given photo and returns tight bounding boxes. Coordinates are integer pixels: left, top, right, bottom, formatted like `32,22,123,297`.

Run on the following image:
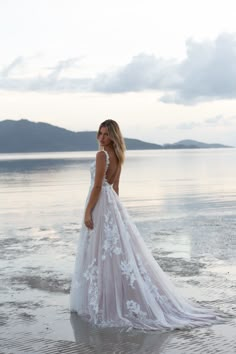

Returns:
1,0,236,146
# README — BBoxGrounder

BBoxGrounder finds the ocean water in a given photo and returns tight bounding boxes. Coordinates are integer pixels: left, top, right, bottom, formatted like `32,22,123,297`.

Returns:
0,148,236,353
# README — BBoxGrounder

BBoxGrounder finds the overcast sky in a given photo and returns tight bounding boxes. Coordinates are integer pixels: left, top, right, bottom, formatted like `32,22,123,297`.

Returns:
1,0,236,145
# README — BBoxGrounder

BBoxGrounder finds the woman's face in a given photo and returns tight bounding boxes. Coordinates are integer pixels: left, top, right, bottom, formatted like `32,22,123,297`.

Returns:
98,126,112,147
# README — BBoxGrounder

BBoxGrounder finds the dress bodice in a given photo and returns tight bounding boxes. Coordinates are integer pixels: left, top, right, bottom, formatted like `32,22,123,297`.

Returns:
90,150,110,187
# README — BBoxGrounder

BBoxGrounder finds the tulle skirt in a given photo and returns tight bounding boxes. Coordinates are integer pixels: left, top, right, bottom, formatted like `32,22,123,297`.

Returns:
70,183,227,331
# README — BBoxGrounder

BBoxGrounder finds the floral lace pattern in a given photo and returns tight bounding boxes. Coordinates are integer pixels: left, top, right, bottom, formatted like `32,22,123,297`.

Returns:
102,210,122,260
83,259,99,316
120,260,136,288
126,300,147,320
136,254,168,305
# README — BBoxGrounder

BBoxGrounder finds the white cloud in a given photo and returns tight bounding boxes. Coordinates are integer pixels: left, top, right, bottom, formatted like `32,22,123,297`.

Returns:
47,57,83,80
204,114,236,126
176,122,201,130
1,56,25,78
93,33,236,104
1,33,236,105
162,114,236,131
91,54,178,93
161,33,236,104
0,56,89,92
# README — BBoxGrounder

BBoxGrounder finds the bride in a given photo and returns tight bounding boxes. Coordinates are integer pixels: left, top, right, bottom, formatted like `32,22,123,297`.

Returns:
70,119,225,331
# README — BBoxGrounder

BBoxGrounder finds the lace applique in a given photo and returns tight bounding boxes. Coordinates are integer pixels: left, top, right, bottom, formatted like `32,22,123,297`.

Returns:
126,300,147,320
83,259,99,315
90,161,96,182
120,260,136,288
105,186,113,203
137,255,168,305
102,211,121,260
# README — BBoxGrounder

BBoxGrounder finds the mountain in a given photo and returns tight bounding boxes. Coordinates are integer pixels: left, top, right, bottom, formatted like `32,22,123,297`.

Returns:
163,139,231,149
0,119,162,153
0,119,231,153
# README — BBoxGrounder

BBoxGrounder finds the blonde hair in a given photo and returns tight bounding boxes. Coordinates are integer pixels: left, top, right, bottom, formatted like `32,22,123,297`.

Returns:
97,119,126,164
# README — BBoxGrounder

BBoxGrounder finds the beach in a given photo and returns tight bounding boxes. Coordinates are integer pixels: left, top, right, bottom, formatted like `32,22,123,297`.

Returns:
0,149,235,353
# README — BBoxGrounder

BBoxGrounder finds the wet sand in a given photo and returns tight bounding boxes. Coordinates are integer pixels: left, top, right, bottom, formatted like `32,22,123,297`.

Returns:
0,223,235,354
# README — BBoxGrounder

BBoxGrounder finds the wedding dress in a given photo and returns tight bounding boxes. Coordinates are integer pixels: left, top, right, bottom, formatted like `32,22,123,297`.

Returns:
70,150,225,331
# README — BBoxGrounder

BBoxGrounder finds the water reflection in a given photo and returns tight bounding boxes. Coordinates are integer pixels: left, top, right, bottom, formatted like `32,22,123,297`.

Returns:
70,313,174,354
0,158,93,174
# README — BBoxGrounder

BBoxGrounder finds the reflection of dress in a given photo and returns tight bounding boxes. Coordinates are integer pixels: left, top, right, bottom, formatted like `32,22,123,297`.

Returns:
70,312,173,353
70,151,225,331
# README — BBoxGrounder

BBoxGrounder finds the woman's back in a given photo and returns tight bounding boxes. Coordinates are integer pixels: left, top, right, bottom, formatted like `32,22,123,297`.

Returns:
105,150,121,185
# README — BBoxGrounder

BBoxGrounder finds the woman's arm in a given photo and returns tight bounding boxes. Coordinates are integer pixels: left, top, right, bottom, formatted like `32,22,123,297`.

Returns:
113,165,121,195
84,151,106,229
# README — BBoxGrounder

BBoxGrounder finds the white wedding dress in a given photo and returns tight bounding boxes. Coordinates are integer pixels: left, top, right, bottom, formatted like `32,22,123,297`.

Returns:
70,151,225,331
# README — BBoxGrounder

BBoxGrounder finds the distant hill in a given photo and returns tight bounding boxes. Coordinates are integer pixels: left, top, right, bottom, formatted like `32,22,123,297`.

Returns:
0,119,162,153
163,139,231,149
0,119,232,153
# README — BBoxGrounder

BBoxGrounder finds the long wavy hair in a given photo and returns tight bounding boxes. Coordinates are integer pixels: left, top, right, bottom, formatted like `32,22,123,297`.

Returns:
97,119,126,164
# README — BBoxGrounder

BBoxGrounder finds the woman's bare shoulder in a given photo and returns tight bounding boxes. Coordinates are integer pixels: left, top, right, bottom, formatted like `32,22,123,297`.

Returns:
96,150,106,160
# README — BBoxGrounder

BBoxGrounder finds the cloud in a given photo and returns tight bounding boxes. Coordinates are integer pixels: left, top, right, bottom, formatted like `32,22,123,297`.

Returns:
47,57,83,81
204,114,236,127
93,33,236,104
156,114,236,132
1,56,25,78
176,122,201,130
204,115,225,126
173,115,236,130
161,33,236,104
91,54,179,93
1,33,236,104
0,56,89,92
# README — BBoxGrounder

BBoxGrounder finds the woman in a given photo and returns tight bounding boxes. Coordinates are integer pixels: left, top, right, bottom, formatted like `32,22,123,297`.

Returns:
70,119,226,331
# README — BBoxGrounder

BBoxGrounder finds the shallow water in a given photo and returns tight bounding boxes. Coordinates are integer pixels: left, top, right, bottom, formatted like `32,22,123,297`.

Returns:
0,149,236,353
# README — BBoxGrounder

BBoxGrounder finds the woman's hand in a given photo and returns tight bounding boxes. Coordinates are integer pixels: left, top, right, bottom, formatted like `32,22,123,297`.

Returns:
84,210,94,230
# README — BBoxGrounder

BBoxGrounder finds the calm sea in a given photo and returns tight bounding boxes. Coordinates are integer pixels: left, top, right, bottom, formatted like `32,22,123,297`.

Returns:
0,148,236,254
0,147,235,270
0,148,236,350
